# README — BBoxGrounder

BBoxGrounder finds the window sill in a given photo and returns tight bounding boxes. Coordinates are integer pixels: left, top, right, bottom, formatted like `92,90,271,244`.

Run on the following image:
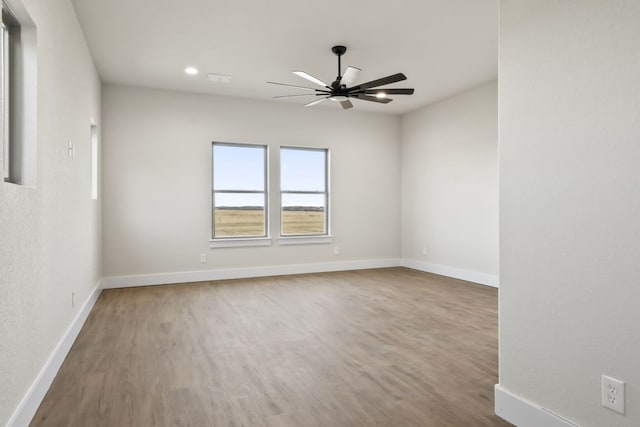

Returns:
278,235,333,245
209,237,272,248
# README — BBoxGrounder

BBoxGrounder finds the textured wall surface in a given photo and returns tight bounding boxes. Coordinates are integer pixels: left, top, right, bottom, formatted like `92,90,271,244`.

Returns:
401,82,498,278
0,0,102,424
102,85,401,277
499,1,640,426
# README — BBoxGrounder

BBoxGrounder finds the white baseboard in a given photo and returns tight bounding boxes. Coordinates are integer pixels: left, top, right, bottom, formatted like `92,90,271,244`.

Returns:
101,258,402,289
495,385,579,427
6,281,103,427
401,258,499,288
102,258,500,289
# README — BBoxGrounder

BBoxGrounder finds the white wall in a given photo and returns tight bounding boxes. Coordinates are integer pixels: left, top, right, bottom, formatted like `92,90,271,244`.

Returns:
400,82,498,286
499,1,640,426
102,85,401,280
0,0,102,425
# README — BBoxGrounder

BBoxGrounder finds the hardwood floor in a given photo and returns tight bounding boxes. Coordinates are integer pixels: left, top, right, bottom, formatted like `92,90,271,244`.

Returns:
32,267,511,427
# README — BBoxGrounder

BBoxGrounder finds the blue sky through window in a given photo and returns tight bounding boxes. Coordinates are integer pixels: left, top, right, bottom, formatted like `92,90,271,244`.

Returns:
214,145,264,191
213,144,327,208
280,148,326,192
281,148,327,208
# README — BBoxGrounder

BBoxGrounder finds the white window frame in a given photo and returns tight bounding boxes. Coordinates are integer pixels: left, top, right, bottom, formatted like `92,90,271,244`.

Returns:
278,146,331,244
210,142,271,247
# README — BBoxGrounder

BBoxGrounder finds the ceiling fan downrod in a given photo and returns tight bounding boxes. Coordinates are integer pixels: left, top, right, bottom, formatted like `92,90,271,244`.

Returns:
332,45,347,81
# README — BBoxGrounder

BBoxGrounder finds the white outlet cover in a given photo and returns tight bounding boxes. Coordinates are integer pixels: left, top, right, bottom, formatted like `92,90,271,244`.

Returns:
602,375,625,415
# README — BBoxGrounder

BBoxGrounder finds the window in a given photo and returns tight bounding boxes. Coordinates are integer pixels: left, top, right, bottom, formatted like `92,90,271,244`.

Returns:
90,124,98,200
1,1,36,186
212,142,268,239
2,6,19,183
280,147,329,236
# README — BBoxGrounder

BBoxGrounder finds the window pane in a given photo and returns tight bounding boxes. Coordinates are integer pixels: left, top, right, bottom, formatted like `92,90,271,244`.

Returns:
91,125,98,200
214,193,265,237
214,144,265,191
2,24,10,181
281,148,326,192
281,193,326,235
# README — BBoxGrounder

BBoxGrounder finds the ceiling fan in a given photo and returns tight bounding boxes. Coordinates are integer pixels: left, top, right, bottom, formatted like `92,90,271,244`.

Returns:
267,45,415,110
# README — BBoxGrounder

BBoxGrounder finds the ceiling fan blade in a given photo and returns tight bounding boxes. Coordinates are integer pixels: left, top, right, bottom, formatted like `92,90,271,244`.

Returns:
293,71,331,89
341,66,361,86
266,81,328,91
340,100,354,110
305,97,329,107
362,88,415,95
349,73,407,91
273,94,319,98
352,94,393,104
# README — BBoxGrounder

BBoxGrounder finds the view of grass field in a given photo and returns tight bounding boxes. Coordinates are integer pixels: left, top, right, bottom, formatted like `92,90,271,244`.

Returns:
214,209,266,237
281,209,325,235
214,208,325,237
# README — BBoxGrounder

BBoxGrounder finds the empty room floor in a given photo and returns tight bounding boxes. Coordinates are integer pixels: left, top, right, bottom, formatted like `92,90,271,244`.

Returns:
32,268,511,427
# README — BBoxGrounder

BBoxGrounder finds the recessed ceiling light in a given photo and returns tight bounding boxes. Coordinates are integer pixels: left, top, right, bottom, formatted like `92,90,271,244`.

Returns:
184,67,199,76
375,92,387,99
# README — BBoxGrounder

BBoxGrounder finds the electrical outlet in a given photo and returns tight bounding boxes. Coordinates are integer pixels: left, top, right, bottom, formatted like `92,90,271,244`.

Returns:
422,246,427,256
602,375,625,414
334,246,340,255
199,253,207,264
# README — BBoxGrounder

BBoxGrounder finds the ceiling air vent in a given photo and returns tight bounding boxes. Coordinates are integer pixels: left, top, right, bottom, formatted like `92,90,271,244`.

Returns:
207,73,232,83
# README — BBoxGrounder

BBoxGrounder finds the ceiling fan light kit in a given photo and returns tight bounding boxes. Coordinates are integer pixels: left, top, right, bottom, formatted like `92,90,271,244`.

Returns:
268,45,415,110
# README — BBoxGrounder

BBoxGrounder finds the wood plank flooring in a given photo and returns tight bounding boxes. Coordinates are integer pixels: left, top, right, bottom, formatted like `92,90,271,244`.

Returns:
32,267,511,426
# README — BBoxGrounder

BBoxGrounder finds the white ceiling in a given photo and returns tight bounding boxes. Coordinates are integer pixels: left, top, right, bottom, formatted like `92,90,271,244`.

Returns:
71,0,498,115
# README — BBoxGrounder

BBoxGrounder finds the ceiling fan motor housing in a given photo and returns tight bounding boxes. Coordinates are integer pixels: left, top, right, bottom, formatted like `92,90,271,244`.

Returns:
331,80,346,90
